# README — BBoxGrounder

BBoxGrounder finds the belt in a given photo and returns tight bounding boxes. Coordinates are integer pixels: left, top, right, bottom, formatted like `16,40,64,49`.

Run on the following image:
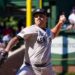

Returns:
25,62,31,66
25,62,46,67
34,63,46,67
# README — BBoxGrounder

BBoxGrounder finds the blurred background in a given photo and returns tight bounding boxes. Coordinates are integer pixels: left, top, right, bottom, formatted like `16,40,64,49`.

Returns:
0,0,75,75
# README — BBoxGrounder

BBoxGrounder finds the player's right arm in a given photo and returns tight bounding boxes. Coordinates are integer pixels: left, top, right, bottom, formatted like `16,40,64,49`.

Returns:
4,34,31,52
0,36,21,65
4,36,20,52
5,26,35,52
0,27,33,64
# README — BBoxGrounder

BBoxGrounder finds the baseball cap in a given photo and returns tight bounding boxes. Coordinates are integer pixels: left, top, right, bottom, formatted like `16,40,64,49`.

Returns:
33,8,47,17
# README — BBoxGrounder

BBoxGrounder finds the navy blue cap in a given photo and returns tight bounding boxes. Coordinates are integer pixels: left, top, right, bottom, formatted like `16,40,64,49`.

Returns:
33,9,47,17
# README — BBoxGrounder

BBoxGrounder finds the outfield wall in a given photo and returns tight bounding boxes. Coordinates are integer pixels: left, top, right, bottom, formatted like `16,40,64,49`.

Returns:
51,36,75,65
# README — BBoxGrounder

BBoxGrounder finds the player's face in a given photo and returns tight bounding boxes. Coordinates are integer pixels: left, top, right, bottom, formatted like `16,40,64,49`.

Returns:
34,13,47,29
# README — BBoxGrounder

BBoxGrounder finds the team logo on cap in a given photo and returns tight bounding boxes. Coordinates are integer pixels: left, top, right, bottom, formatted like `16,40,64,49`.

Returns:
37,9,40,12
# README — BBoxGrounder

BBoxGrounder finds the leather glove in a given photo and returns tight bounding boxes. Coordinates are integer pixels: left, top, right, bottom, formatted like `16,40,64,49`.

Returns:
0,50,8,65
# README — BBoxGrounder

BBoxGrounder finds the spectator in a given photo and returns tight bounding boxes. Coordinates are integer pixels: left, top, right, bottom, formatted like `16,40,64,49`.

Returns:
67,6,75,30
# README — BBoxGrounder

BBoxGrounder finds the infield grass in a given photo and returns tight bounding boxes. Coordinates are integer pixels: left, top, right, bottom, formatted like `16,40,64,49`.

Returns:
57,73,75,75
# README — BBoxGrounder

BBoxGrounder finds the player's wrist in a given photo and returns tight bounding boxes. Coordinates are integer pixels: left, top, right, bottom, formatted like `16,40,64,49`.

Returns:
0,50,8,56
4,48,10,53
59,20,65,24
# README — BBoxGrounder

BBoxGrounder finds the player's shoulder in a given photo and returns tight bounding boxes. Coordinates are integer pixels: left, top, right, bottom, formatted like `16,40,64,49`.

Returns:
21,25,35,31
29,25,38,31
21,25,38,34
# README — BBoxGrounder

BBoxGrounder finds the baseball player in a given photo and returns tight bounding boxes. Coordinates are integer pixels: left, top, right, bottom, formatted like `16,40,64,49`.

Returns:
0,8,66,75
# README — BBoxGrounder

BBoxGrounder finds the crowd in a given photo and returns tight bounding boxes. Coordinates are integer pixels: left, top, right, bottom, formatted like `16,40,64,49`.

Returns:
0,16,25,50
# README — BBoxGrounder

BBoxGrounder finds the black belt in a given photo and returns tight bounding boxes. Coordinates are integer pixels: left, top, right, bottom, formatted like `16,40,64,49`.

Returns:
25,62,46,67
25,62,31,66
34,63,46,67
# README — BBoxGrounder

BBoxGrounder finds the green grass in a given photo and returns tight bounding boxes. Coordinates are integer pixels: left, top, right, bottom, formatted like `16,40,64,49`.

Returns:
57,73,75,75
51,52,75,59
51,53,75,65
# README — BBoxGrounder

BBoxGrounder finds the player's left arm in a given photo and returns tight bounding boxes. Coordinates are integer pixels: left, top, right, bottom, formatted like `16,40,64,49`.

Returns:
51,15,66,38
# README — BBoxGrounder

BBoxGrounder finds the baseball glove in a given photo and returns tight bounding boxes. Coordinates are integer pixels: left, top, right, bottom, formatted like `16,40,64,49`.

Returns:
0,50,8,65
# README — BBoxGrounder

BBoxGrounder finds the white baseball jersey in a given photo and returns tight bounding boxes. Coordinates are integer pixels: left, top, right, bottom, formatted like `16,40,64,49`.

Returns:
17,25,54,65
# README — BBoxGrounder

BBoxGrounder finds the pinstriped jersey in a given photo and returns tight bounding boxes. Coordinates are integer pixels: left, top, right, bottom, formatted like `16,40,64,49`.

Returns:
17,25,54,64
